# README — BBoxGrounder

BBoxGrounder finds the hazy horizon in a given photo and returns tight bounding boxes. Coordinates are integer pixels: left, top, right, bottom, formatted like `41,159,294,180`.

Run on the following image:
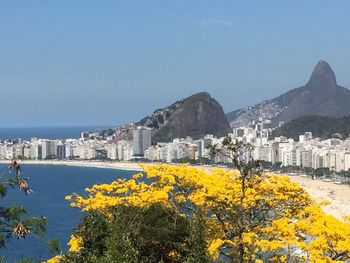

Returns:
2,1,350,127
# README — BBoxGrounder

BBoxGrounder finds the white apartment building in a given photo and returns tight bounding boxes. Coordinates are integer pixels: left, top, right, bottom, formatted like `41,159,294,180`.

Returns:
105,143,118,160
133,127,152,157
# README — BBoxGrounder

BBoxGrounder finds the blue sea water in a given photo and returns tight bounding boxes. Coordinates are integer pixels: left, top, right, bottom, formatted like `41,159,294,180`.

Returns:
0,126,109,141
0,164,136,262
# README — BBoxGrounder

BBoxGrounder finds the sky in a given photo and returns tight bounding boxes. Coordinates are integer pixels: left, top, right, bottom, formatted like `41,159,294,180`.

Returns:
1,1,350,127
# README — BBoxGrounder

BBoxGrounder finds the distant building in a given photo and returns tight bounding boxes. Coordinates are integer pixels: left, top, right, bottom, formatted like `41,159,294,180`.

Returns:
13,144,23,158
23,145,31,159
56,144,66,159
65,140,74,159
133,127,152,157
95,149,107,160
41,140,50,159
81,132,90,140
197,135,214,159
117,140,133,161
301,149,313,168
106,143,118,160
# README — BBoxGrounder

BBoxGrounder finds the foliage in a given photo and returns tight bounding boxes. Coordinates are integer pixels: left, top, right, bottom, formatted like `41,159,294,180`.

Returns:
47,239,61,255
48,138,350,262
16,155,28,161
58,204,209,263
271,115,350,140
153,125,173,143
337,169,350,179
313,167,331,178
0,161,47,262
197,157,213,165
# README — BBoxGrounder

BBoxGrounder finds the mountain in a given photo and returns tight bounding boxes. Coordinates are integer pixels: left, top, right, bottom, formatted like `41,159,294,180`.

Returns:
137,92,231,142
271,115,350,140
227,60,350,128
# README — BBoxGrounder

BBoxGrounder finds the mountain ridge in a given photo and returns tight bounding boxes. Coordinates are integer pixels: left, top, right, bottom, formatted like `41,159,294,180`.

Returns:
226,60,350,128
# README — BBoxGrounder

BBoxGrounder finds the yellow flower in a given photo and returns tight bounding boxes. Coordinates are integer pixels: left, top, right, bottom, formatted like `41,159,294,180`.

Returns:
68,235,83,252
44,255,62,263
208,239,224,259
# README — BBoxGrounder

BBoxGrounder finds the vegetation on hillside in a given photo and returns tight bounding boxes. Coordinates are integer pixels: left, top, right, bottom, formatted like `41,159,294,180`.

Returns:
272,115,350,140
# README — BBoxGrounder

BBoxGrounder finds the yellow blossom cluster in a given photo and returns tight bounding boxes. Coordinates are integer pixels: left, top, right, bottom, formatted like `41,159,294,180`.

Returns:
64,164,350,262
44,255,62,263
67,234,83,252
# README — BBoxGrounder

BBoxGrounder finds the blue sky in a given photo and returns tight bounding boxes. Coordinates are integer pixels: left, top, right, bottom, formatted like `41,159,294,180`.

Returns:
1,1,350,127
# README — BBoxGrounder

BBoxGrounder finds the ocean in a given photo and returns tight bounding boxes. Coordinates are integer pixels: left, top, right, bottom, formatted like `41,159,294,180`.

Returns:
1,164,136,262
0,126,110,141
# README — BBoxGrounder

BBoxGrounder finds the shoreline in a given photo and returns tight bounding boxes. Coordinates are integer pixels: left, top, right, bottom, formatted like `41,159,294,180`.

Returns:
0,160,143,172
1,160,349,219
288,175,350,219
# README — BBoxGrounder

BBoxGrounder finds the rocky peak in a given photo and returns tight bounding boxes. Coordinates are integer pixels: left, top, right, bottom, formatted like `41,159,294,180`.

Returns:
137,92,231,142
186,91,211,101
227,60,350,128
308,60,337,87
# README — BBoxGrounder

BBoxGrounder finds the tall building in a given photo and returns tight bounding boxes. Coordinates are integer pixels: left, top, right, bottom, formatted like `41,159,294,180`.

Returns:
106,143,117,160
50,140,60,157
41,140,50,159
56,144,66,159
13,144,23,158
30,143,42,160
132,127,152,156
301,149,313,168
65,140,74,159
23,145,31,159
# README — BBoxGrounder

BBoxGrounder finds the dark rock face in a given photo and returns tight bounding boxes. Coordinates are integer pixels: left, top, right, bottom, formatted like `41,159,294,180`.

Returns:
227,60,350,128
308,60,337,87
137,92,231,142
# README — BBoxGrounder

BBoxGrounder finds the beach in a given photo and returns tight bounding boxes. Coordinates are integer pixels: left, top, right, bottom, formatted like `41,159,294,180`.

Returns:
288,175,350,219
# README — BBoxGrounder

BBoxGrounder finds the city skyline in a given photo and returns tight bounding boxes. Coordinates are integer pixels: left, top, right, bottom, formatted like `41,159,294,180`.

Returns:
2,1,350,127
3,122,350,174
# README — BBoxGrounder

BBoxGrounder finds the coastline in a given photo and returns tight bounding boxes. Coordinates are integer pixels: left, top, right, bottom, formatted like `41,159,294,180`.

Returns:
0,160,143,172
288,175,350,220
1,160,349,219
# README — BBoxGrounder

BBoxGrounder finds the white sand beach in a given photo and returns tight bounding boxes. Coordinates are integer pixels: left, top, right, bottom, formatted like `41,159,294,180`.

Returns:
288,175,350,219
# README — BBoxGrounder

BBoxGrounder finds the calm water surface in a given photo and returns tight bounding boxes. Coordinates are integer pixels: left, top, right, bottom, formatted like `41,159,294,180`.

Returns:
1,164,136,262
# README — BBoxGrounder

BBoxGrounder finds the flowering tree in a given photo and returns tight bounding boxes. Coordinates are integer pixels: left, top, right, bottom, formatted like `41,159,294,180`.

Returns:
52,140,350,262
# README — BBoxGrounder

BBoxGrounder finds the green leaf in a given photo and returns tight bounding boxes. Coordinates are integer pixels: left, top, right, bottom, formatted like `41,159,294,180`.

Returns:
0,183,7,198
47,239,61,255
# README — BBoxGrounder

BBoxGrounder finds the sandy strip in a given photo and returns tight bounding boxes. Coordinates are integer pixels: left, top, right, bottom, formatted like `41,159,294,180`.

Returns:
0,160,143,172
288,175,350,220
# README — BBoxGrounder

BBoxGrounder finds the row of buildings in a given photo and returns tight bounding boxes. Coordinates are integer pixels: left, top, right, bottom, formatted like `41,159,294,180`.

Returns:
232,125,350,172
0,128,218,164
2,123,350,173
0,127,152,162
